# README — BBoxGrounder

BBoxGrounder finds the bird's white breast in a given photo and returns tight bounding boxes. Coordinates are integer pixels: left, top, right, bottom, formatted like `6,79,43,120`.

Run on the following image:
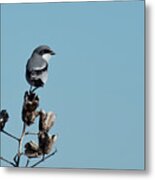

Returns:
42,53,52,63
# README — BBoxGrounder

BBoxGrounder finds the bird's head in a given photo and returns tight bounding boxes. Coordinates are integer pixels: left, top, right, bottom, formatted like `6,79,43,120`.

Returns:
33,45,55,62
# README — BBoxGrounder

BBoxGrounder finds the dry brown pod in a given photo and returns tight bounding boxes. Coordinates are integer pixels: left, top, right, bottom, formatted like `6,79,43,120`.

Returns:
38,132,57,155
39,110,56,132
22,91,39,126
24,91,39,111
22,110,39,126
0,110,9,131
25,141,42,158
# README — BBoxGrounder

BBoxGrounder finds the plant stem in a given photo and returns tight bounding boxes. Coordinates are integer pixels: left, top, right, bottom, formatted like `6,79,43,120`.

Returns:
0,156,16,167
25,132,39,136
1,130,19,141
16,123,27,167
25,158,30,167
30,148,57,168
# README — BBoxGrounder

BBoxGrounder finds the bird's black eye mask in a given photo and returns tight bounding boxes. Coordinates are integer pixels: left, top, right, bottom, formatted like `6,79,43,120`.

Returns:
39,49,52,56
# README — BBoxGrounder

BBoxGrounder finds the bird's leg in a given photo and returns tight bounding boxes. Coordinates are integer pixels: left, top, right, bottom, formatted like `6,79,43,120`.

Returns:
31,87,39,93
29,86,38,93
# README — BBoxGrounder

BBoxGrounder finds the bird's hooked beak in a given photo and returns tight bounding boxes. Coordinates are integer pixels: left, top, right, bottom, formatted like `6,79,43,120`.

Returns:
50,50,56,56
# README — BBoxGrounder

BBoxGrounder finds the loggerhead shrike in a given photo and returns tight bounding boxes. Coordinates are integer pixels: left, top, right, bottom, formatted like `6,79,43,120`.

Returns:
26,45,55,92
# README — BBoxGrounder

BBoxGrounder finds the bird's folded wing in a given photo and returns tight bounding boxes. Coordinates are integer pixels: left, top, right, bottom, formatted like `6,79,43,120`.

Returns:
26,54,48,72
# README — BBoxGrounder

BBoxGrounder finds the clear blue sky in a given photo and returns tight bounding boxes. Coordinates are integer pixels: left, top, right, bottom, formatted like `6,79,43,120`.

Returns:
1,1,144,169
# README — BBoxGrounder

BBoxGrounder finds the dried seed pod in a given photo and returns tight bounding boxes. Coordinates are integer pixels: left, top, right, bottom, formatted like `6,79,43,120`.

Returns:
22,91,39,126
39,110,56,132
39,132,57,155
22,110,39,126
0,110,9,131
51,134,58,143
25,141,41,158
24,91,39,111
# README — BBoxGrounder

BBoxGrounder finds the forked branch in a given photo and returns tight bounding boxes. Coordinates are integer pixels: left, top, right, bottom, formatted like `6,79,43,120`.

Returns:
0,91,58,168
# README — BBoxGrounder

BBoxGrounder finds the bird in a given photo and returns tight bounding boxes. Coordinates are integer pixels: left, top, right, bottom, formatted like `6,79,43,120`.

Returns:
26,45,55,92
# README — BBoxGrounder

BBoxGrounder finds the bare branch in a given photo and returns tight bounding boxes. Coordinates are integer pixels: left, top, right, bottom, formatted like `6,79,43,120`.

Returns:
30,148,57,168
1,130,19,141
0,156,16,167
25,132,39,136
25,158,30,167
16,123,27,167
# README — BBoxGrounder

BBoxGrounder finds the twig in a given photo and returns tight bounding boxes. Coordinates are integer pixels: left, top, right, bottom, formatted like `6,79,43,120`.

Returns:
25,132,39,136
25,158,30,167
30,148,57,168
0,156,16,167
1,130,19,141
16,123,27,167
